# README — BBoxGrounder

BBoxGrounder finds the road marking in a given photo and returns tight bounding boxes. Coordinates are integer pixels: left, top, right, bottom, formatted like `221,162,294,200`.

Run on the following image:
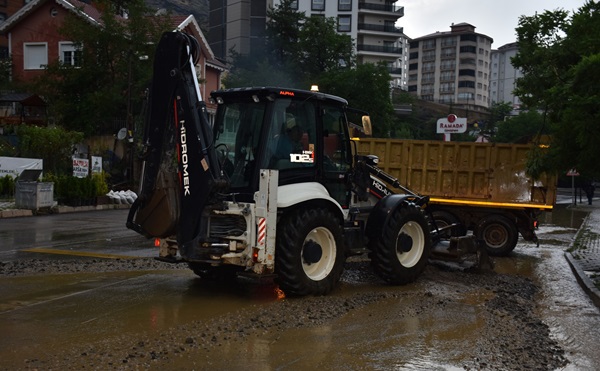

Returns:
22,247,141,260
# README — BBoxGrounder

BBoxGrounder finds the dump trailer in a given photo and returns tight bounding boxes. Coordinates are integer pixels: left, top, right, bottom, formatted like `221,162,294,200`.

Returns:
127,31,476,297
355,138,556,256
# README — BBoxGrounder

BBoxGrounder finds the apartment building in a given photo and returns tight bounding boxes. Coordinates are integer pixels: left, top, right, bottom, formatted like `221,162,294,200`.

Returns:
490,42,522,112
407,23,493,112
207,0,408,87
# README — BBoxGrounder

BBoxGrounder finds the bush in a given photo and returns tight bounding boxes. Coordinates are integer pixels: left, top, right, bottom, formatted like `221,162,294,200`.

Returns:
0,175,15,198
43,174,99,206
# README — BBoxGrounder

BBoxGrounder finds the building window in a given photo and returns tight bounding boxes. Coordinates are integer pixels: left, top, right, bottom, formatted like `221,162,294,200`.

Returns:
0,12,6,23
23,43,48,70
338,15,351,32
422,40,435,49
59,42,82,67
312,0,325,11
290,0,298,9
460,45,476,54
338,0,351,11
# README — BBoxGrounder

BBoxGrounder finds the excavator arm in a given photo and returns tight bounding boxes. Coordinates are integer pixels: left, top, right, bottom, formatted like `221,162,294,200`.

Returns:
127,31,226,249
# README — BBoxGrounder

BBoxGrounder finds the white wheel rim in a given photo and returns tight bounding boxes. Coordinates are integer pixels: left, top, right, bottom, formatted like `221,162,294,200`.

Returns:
302,227,336,281
396,221,425,268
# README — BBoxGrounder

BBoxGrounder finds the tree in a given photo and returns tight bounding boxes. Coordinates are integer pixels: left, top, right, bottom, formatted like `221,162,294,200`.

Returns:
512,1,600,179
317,63,394,137
494,110,547,144
223,1,355,90
17,126,84,175
30,0,171,136
297,16,355,81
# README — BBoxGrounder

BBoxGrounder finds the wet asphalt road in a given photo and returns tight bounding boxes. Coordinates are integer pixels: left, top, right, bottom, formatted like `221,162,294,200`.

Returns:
0,209,154,261
1,202,600,369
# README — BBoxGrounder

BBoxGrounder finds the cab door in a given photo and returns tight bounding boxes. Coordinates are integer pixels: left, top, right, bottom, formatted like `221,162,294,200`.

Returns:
319,104,352,208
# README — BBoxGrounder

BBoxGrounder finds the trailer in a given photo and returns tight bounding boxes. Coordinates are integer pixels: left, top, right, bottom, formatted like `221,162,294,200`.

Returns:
355,138,556,256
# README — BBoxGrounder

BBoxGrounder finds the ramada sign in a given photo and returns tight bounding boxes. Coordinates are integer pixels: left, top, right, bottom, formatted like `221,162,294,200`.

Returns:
437,114,467,134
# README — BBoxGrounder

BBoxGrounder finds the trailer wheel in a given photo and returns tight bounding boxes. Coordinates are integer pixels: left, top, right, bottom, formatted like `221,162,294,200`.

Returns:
431,210,466,238
275,207,345,296
369,203,431,285
475,215,518,256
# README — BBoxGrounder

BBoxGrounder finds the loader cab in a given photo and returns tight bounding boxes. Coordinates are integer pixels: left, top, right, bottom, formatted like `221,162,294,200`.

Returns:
211,87,354,207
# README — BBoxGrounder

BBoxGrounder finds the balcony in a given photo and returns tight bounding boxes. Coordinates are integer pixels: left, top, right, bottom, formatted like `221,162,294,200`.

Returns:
388,67,402,75
357,44,403,54
358,2,404,16
358,23,403,34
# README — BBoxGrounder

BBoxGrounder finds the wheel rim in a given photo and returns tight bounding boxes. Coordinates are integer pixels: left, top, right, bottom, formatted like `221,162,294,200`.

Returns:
482,224,507,249
301,227,337,281
396,221,425,268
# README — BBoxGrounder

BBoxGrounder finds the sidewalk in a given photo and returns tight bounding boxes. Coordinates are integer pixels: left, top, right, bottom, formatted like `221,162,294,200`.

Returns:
565,201,600,308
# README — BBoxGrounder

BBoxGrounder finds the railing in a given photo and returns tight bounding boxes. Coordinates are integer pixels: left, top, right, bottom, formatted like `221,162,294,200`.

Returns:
358,2,404,16
358,23,403,34
357,44,402,54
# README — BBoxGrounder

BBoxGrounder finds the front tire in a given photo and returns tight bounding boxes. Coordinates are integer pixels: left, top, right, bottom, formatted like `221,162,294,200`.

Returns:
369,203,431,285
275,207,346,296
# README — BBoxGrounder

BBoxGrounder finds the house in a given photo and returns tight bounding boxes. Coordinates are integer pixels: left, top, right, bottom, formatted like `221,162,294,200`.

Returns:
0,0,225,120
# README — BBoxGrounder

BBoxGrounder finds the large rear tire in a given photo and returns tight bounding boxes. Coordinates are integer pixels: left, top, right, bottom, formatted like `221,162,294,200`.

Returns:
369,203,431,285
275,208,346,296
475,215,518,256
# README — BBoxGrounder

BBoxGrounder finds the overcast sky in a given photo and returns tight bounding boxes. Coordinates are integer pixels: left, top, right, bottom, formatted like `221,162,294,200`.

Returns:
399,0,588,47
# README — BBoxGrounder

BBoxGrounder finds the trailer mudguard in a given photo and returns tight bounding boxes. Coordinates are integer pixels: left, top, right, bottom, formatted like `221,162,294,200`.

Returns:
127,31,224,248
365,194,417,241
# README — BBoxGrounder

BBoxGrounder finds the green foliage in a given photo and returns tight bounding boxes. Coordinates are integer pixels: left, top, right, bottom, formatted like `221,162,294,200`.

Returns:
0,175,15,198
316,63,394,137
45,173,99,206
29,0,172,136
223,0,355,90
494,110,547,143
512,1,600,179
16,125,84,175
92,172,109,196
0,56,13,90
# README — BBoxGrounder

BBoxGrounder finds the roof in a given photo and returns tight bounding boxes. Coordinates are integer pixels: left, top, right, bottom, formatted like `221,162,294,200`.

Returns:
409,22,493,43
0,93,46,106
0,0,102,33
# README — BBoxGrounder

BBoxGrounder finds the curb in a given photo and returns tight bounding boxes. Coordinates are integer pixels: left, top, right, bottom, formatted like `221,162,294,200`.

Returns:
0,203,131,219
565,252,600,309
